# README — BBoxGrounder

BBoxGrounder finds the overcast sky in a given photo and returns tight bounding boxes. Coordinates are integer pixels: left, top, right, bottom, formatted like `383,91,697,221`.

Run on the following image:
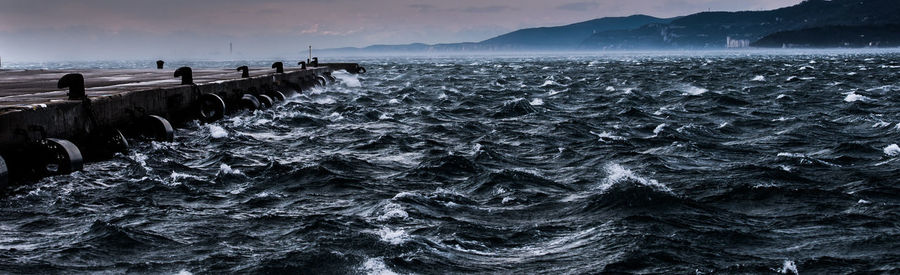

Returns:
0,0,800,61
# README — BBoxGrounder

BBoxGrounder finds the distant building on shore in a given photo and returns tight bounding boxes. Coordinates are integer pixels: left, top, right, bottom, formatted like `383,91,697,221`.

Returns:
726,36,751,48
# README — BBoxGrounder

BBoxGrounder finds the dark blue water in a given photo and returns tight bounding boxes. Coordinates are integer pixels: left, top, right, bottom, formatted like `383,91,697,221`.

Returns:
2,52,899,274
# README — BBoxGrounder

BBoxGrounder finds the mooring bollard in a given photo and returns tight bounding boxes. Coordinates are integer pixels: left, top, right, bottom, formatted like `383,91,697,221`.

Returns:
156,60,165,69
237,66,249,78
272,62,284,73
311,57,319,67
174,67,193,85
58,73,86,100
298,61,307,70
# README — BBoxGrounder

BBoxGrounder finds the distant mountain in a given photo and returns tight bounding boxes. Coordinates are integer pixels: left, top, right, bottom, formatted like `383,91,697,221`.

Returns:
325,0,900,53
581,0,900,49
478,15,673,50
324,15,672,53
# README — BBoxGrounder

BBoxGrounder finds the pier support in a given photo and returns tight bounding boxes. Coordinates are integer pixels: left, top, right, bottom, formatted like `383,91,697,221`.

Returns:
0,62,356,186
0,155,8,189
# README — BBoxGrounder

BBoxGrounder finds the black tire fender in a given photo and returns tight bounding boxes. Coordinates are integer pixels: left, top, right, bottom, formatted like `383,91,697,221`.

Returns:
257,94,274,109
198,93,227,122
240,94,261,111
142,115,175,142
40,138,84,175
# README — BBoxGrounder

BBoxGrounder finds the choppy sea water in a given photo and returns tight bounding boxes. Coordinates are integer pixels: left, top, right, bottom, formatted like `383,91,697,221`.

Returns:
2,52,900,274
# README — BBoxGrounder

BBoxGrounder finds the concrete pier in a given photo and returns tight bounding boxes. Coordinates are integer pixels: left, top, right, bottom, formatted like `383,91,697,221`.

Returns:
0,63,358,184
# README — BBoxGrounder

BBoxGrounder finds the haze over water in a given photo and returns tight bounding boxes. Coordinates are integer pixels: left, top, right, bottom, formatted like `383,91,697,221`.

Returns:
1,50,898,273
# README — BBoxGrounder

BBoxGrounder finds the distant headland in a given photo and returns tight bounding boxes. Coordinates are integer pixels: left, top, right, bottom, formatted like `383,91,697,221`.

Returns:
326,0,899,53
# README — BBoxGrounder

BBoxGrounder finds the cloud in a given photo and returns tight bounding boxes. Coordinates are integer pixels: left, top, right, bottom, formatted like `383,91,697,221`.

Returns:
557,2,601,11
461,5,514,13
408,4,438,12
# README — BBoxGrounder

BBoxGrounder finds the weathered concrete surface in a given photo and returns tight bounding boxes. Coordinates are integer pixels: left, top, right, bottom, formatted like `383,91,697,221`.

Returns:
0,65,339,154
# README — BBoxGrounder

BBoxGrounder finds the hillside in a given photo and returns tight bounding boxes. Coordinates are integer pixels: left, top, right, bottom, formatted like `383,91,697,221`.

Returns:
324,15,671,53
478,15,672,50
752,24,900,48
581,0,900,49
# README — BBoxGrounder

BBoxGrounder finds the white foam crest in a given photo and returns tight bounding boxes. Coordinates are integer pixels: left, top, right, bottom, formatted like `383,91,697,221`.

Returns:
207,124,228,139
681,85,708,96
388,98,399,104
218,163,243,175
653,123,666,135
540,80,559,87
590,131,625,142
605,86,616,92
376,202,409,221
332,70,362,87
597,163,670,193
371,227,408,245
752,75,766,81
778,260,799,274
175,270,194,275
548,89,566,96
361,258,399,275
843,92,872,102
129,152,152,172
777,152,806,158
529,98,544,106
324,112,344,121
883,144,900,156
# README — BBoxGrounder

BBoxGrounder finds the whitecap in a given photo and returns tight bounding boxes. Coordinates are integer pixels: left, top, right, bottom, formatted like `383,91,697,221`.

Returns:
843,92,871,103
778,260,799,274
361,258,399,275
324,112,343,121
681,85,708,96
208,124,228,139
883,144,900,156
752,75,766,82
388,98,399,104
332,70,361,87
590,131,625,142
653,123,666,135
548,89,566,96
777,152,806,158
529,98,544,106
219,163,243,175
377,202,408,221
371,227,408,245
605,86,616,92
597,163,670,193
540,80,558,87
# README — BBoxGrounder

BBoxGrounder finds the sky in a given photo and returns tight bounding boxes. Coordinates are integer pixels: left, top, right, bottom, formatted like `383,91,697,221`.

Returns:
0,0,801,61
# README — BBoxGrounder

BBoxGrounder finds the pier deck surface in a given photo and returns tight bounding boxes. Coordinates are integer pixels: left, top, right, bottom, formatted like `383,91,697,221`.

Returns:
0,67,318,109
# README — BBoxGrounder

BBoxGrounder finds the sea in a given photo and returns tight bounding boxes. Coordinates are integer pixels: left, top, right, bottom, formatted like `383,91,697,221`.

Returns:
1,50,899,274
